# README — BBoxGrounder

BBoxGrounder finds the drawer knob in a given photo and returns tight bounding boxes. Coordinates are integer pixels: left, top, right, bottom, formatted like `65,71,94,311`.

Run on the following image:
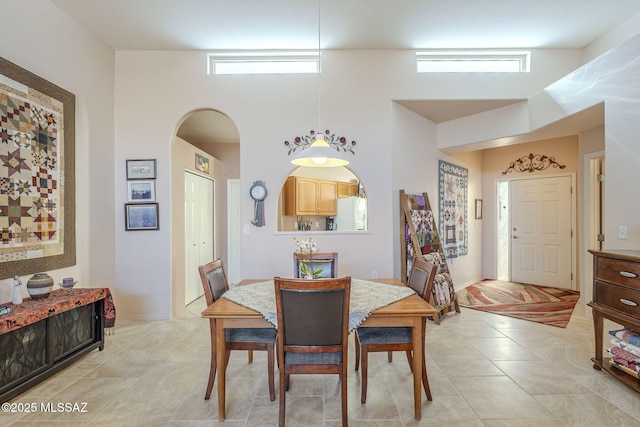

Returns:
619,271,638,278
619,298,638,307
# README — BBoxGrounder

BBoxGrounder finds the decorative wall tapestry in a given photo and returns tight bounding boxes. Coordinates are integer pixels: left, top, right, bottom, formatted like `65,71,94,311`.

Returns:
0,57,75,279
438,160,468,259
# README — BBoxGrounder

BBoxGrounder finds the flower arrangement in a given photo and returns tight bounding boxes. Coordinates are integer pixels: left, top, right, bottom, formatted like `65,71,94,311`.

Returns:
284,130,356,156
293,236,322,279
293,236,317,254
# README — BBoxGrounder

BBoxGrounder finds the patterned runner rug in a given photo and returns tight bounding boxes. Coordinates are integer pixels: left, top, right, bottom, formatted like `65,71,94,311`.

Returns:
456,280,579,328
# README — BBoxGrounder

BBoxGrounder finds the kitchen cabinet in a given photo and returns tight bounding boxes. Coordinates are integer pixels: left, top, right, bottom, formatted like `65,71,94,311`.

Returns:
337,182,358,198
284,176,337,216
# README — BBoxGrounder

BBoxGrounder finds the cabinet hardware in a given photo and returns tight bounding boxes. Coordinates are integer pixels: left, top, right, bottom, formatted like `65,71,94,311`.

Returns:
619,271,638,278
620,298,638,307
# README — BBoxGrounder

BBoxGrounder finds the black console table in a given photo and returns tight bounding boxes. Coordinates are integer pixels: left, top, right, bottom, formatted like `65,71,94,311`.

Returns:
0,288,110,402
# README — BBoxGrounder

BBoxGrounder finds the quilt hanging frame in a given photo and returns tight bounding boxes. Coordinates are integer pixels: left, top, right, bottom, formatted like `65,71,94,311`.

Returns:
399,190,459,323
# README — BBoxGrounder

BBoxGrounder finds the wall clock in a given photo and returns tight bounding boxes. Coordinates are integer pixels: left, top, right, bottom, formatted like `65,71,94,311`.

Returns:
250,180,267,227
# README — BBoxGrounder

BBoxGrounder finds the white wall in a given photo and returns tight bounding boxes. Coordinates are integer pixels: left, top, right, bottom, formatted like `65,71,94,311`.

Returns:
391,104,483,288
0,0,115,303
113,46,581,319
114,50,398,321
441,34,640,317
6,2,637,320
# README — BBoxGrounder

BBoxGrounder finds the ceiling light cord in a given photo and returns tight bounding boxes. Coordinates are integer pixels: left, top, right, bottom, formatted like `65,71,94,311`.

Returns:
317,0,321,134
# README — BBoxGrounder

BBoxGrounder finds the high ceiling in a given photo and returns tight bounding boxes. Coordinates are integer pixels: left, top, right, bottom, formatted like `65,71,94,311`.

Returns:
50,0,640,51
50,0,640,145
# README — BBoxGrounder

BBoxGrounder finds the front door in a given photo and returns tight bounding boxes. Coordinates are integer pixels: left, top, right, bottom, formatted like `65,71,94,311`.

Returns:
511,175,573,289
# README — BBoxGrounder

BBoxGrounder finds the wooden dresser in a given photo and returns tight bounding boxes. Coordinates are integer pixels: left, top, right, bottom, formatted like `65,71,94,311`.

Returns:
588,249,640,392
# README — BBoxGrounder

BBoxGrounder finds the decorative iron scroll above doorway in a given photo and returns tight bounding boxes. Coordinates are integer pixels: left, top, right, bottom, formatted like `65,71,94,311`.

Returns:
284,129,357,156
501,153,566,175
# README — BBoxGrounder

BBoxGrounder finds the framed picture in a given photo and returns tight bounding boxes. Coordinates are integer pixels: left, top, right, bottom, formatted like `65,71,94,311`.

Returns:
195,153,209,174
475,198,483,220
126,159,156,179
0,57,76,279
127,180,156,202
125,203,159,231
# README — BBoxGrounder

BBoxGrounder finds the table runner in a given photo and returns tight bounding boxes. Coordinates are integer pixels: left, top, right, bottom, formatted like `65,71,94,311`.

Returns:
222,278,415,332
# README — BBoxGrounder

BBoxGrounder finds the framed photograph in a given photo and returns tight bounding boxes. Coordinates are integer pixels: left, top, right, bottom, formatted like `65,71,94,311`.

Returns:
195,153,209,174
127,180,156,202
125,203,159,231
0,57,76,279
126,159,156,179
475,198,483,220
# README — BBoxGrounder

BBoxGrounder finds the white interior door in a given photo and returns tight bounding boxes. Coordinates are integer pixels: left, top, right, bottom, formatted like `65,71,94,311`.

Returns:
185,171,214,304
227,179,242,284
511,175,573,289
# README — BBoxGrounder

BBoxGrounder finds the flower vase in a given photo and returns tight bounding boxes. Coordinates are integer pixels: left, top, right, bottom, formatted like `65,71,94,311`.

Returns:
27,273,54,299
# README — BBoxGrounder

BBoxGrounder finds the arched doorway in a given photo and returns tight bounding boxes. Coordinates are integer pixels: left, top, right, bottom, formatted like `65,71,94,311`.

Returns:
170,109,240,317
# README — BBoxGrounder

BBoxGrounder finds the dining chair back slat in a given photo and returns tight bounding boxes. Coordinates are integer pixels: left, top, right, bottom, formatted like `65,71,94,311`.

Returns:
274,276,351,427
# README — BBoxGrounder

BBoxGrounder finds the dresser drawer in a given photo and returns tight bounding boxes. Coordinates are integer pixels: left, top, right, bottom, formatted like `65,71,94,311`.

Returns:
596,257,640,289
594,280,640,318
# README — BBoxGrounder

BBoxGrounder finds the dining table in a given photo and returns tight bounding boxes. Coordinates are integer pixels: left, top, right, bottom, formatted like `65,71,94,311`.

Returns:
201,277,437,421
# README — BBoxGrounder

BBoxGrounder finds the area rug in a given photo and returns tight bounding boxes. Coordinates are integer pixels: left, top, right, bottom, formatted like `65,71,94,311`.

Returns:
456,280,579,328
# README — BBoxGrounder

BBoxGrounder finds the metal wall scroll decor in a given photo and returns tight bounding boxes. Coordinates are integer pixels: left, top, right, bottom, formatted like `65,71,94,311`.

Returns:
284,129,356,156
501,153,566,175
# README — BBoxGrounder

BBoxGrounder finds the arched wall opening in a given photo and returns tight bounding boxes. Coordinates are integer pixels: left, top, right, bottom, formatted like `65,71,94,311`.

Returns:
170,108,240,317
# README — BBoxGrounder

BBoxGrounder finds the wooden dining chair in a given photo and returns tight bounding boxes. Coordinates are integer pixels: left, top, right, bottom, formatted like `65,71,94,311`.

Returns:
354,257,436,403
293,252,338,278
274,276,351,427
198,259,276,401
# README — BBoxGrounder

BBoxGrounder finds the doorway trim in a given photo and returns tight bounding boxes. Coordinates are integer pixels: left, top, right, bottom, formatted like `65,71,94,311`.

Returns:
495,172,577,290
582,150,605,314
227,179,242,284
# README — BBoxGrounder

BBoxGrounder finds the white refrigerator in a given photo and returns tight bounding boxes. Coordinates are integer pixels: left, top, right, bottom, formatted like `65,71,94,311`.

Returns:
336,197,367,231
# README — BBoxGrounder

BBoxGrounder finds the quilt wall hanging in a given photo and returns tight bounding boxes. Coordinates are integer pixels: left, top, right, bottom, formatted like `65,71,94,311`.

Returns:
438,160,468,259
0,57,76,279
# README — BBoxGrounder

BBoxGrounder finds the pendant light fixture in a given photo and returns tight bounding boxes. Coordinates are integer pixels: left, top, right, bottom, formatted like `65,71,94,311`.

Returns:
289,0,350,168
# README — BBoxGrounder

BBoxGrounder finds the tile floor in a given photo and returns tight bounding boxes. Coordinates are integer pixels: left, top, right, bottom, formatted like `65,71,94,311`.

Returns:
4,298,640,426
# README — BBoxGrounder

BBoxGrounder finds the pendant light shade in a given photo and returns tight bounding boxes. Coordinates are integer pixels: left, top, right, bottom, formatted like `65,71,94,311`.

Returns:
290,134,349,167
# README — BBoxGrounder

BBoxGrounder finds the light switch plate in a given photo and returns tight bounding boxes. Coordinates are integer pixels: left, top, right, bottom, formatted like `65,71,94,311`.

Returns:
619,225,628,239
